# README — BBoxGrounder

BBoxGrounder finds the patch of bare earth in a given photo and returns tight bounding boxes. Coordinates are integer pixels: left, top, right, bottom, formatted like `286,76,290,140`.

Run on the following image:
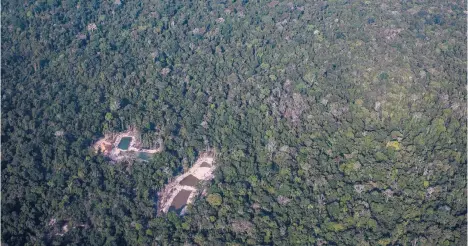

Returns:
92,127,163,161
158,151,216,215
48,218,88,237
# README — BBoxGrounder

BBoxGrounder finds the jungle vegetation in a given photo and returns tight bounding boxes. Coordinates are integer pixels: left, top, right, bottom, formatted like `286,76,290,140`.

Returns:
2,0,467,245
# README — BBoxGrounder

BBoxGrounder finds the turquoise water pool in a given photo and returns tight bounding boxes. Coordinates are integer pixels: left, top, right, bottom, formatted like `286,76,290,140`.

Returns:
118,137,132,150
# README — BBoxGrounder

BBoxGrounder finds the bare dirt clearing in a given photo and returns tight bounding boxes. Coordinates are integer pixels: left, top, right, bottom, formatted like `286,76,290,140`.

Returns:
158,151,216,214
92,127,163,161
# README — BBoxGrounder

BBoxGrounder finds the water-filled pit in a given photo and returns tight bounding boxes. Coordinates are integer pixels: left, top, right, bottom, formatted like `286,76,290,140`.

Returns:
170,190,192,210
118,137,132,150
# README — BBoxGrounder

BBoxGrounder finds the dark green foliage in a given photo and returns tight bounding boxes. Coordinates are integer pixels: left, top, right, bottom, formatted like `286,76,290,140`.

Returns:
2,0,466,245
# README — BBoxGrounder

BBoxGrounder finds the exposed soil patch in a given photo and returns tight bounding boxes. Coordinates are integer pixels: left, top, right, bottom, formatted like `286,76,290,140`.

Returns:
170,190,192,210
49,219,88,237
158,151,216,215
179,175,200,186
92,127,163,162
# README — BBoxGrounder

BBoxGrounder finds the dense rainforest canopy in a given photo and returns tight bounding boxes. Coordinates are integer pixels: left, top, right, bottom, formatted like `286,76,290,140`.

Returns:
2,0,467,245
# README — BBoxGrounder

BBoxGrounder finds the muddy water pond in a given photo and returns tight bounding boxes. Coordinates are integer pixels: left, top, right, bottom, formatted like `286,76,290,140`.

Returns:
118,137,132,150
179,175,200,186
200,162,211,167
170,190,192,210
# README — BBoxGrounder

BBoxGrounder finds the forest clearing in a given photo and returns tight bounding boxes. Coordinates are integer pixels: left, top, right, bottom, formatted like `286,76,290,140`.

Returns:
92,127,163,161
158,152,215,215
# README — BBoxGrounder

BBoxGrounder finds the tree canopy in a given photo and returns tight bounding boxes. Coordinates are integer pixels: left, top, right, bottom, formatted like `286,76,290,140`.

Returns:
2,0,466,245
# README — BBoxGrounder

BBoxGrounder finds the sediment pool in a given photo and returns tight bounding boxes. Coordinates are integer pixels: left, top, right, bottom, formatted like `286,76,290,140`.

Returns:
200,162,211,167
171,190,192,210
179,175,200,186
138,152,151,161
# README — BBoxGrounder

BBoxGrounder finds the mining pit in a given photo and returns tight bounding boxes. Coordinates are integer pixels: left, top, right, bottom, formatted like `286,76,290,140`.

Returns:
158,152,216,215
93,128,163,161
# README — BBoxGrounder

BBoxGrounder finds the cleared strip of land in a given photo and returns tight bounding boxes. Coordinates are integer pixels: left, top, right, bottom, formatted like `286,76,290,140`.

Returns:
158,152,216,214
92,128,163,161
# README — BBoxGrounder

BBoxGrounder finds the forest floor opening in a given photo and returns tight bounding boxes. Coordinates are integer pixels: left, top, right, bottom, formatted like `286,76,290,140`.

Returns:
158,151,216,215
92,127,163,161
